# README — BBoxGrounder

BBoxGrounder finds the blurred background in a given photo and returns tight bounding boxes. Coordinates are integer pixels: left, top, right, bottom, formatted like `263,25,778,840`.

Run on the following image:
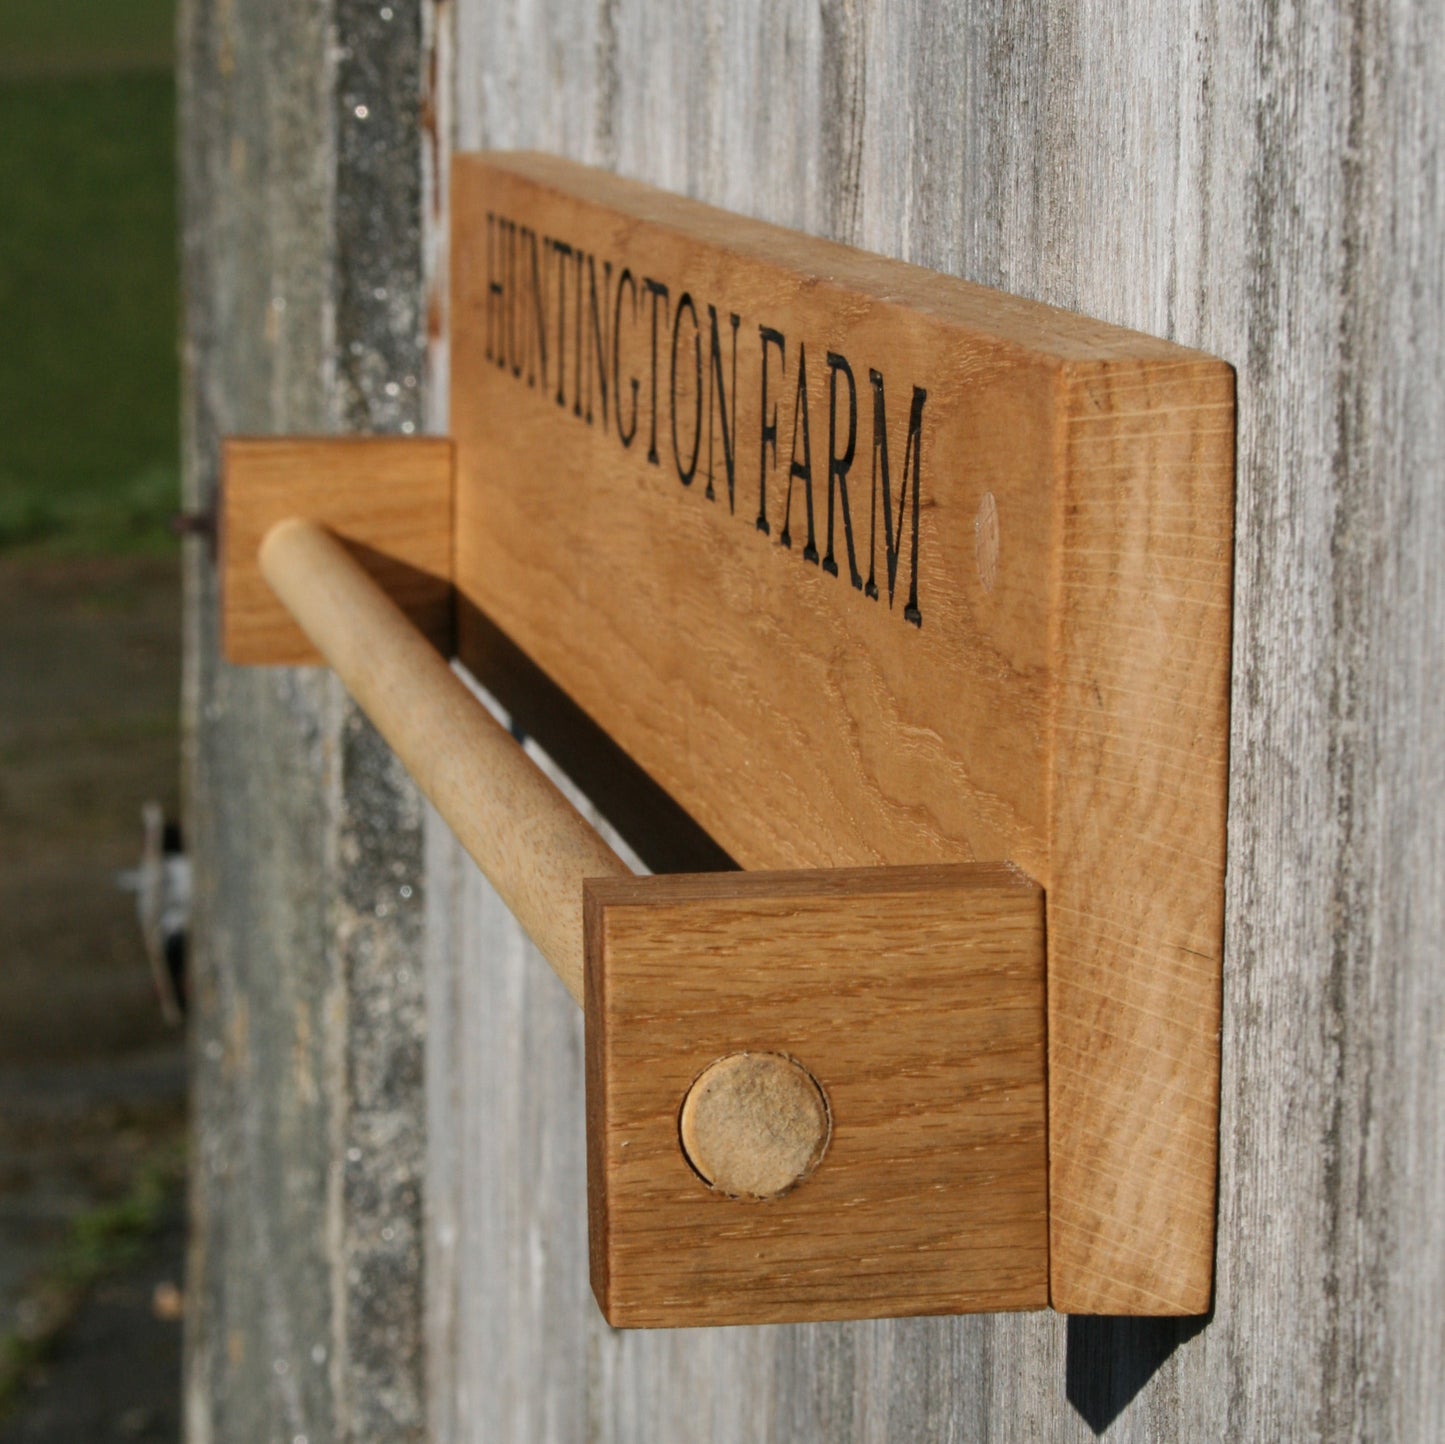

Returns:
0,1,185,1438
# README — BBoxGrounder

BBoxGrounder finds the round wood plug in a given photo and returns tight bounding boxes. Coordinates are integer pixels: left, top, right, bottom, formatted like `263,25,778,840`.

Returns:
678,1052,831,1200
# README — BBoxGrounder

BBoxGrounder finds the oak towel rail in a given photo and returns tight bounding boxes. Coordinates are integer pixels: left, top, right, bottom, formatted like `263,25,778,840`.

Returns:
222,150,1232,1324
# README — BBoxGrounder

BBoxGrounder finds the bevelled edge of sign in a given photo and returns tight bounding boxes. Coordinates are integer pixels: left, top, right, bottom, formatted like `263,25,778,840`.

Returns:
448,150,1234,1318
465,151,1213,365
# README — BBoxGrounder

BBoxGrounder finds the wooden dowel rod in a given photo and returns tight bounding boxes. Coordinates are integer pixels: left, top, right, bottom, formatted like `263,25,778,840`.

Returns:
258,516,630,1005
260,516,832,1200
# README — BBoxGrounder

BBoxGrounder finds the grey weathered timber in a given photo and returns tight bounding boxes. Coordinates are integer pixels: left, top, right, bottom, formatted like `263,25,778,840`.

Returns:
179,1,429,1439
425,1,1445,1441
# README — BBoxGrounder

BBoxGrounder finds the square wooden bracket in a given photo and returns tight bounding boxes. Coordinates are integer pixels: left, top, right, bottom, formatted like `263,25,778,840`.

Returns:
220,151,1234,1324
221,435,454,666
584,864,1048,1328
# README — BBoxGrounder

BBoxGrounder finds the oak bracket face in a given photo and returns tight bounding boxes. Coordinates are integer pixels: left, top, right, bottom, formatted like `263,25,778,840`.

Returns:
584,865,1048,1328
221,151,1234,1325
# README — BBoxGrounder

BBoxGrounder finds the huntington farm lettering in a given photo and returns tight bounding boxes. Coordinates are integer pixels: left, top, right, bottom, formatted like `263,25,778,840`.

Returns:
481,211,927,626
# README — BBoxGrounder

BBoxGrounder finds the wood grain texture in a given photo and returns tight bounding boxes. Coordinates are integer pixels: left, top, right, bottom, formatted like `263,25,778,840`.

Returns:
1047,360,1234,1313
222,435,454,665
449,152,1232,1314
584,864,1048,1327
426,0,1445,1438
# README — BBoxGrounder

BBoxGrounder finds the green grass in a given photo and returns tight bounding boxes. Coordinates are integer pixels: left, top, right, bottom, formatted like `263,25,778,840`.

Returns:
0,6,178,558
55,1152,179,1283
0,0,175,76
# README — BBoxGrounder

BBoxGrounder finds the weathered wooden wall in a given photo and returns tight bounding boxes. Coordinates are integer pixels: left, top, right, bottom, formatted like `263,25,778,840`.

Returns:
425,1,1444,1440
179,1,430,1439
181,0,1442,1438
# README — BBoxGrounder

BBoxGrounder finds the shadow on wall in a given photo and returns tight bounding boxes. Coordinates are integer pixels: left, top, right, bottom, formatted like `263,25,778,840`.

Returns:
1067,1312,1211,1434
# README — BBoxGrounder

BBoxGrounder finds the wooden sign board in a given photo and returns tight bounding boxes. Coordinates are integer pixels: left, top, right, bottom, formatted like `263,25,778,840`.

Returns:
450,153,1234,1316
